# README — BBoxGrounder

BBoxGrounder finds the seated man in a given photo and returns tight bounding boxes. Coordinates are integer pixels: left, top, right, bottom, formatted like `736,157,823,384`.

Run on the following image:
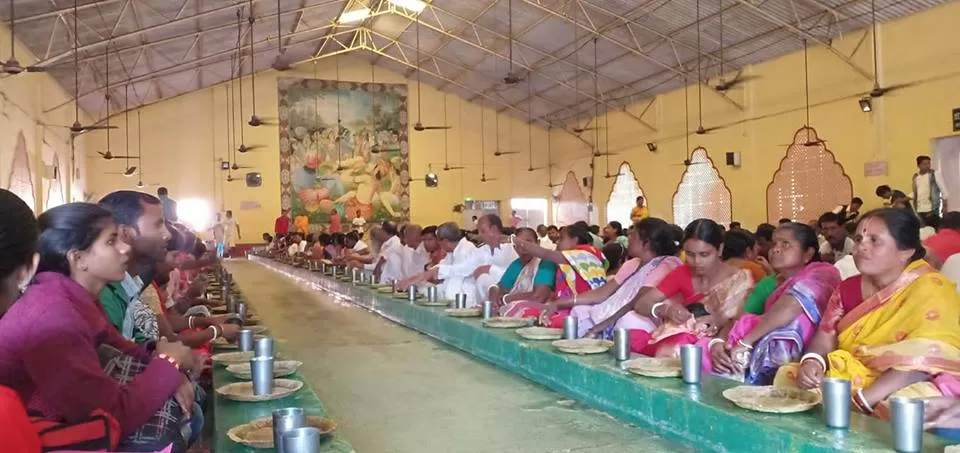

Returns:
397,222,479,306
818,212,855,264
472,214,518,302
400,224,431,279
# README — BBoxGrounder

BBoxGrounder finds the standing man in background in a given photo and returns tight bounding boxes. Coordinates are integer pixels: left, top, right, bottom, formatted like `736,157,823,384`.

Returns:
914,155,948,226
275,208,290,237
211,213,226,258
352,210,367,234
223,210,240,258
294,212,309,234
157,187,178,221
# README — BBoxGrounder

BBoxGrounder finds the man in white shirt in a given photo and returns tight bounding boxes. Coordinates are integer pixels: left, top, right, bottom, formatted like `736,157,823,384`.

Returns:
222,210,240,258
352,210,367,233
371,222,405,283
913,155,948,227
536,224,556,250
473,214,518,299
400,224,430,279
398,222,480,306
818,212,855,264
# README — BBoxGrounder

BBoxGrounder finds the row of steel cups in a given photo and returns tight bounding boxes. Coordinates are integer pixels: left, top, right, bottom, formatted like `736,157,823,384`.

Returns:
673,344,926,452
272,408,323,453
238,327,276,396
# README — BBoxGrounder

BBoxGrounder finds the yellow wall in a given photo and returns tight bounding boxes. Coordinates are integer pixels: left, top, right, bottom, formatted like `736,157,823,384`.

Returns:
0,24,90,211
87,1,960,233
551,0,960,228
85,55,555,237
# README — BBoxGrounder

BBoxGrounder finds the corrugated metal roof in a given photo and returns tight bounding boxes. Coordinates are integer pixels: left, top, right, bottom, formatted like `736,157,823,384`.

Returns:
1,0,947,126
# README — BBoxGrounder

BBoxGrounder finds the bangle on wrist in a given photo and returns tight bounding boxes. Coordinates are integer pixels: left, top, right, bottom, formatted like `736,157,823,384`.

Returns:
157,353,181,371
188,316,195,329
708,338,725,350
650,302,666,320
737,339,754,350
573,294,578,306
800,353,827,373
208,325,220,341
855,388,874,413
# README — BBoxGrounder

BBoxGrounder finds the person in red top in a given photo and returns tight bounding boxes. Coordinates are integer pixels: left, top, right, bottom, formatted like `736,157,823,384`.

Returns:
274,209,291,236
329,210,342,234
923,212,960,269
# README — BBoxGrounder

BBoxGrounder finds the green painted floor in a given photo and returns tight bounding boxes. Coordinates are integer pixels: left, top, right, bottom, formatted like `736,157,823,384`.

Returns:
226,260,691,453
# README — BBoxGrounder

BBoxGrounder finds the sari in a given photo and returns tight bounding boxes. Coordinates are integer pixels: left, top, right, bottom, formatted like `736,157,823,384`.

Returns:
703,262,840,384
629,267,754,357
540,245,608,327
499,258,558,317
775,260,960,418
571,256,682,338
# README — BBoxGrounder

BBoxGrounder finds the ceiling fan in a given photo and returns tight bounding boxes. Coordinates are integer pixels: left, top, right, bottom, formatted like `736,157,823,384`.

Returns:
56,0,117,135
440,96,464,171
544,127,562,188
1,0,55,76
271,0,295,71
800,40,826,147
246,0,277,127
863,0,913,98
233,8,266,152
673,82,708,168
412,17,451,131
99,83,138,162
713,0,758,92
492,114,520,156
133,110,145,186
694,0,721,135
570,38,605,136
525,78,544,172
501,0,526,85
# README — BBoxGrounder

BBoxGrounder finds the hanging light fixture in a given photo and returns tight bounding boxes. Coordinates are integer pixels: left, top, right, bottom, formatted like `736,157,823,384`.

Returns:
858,96,873,112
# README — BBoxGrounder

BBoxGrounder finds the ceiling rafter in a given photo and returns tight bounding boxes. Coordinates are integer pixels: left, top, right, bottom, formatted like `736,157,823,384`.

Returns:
432,1,558,92
394,0,499,80
361,29,596,151
43,21,343,115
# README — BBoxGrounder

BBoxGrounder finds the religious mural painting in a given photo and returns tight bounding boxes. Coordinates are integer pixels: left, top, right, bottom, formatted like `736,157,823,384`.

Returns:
672,147,732,228
767,127,852,223
278,78,410,230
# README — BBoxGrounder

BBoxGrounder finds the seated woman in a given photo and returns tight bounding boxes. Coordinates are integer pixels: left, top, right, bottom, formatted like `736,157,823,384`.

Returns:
513,223,608,327
0,202,197,445
540,218,681,338
777,208,960,420
488,228,557,317
592,219,754,357
704,222,841,384
722,230,770,283
602,221,629,248
601,242,626,277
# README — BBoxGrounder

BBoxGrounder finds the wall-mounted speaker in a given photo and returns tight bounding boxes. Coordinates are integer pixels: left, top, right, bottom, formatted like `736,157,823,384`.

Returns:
582,176,593,187
725,152,741,167
245,172,262,187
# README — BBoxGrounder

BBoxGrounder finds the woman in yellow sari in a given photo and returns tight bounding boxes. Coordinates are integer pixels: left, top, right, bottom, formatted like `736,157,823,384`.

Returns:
776,208,960,419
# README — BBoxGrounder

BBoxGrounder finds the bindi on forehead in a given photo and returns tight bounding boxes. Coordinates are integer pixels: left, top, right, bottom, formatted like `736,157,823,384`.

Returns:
857,218,884,236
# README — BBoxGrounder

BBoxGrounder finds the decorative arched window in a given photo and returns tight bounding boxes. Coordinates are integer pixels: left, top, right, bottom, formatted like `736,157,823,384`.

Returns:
606,163,644,226
767,127,852,223
554,171,589,226
45,154,65,210
7,131,35,211
672,147,731,228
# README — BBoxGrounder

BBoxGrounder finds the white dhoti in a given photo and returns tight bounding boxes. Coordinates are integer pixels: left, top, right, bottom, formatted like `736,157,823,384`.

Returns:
438,276,478,307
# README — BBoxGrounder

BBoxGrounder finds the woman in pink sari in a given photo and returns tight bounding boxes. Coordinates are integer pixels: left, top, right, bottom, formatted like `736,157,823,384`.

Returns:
594,219,754,357
703,222,841,384
539,218,682,338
